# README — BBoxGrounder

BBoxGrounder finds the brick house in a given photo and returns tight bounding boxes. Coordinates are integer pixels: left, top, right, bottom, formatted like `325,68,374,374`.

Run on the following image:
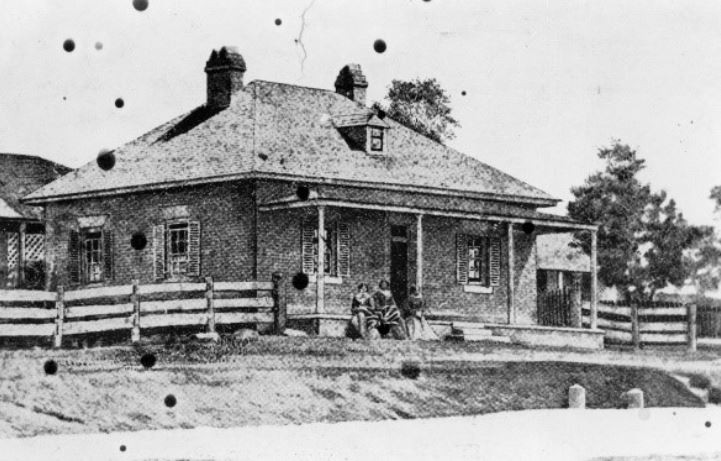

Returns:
25,46,601,340
0,153,71,289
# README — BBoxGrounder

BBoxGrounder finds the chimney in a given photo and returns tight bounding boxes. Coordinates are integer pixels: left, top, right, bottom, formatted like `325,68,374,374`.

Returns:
334,64,368,105
204,46,246,109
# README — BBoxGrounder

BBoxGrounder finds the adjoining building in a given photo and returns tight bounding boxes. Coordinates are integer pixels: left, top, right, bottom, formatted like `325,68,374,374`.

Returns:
0,153,71,289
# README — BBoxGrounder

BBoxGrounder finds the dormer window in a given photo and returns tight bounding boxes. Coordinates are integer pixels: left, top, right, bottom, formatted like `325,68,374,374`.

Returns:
370,127,384,152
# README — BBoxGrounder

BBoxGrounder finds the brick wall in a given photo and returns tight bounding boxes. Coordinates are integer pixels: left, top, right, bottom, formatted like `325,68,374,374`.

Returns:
44,181,256,287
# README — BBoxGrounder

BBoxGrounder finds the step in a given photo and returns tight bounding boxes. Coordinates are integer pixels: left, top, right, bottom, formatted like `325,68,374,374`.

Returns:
447,333,512,344
452,321,486,330
452,328,493,337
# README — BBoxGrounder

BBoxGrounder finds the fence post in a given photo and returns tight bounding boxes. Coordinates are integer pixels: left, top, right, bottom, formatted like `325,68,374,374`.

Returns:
687,303,697,352
625,388,644,409
131,280,140,343
206,277,215,334
272,272,286,334
631,302,640,350
53,285,64,349
568,384,586,409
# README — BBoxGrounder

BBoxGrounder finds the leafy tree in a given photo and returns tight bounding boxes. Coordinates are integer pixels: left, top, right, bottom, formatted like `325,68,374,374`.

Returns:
568,141,705,302
372,78,459,144
685,187,721,295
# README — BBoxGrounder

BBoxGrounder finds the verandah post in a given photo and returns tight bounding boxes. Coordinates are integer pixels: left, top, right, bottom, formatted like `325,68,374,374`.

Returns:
687,303,697,352
131,279,140,343
272,271,286,334
316,205,326,315
415,213,423,295
206,277,215,334
590,229,599,329
53,285,64,348
506,222,515,324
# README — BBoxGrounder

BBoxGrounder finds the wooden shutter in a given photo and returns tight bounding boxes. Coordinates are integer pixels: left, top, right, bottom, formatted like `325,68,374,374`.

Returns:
489,237,501,287
338,222,350,277
102,230,114,281
456,233,468,284
301,223,315,274
187,220,201,277
68,230,80,285
152,224,165,281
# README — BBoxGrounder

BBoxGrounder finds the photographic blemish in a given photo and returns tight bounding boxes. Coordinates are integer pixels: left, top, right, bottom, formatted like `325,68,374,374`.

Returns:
43,359,58,375
97,150,116,171
292,272,309,290
115,98,125,109
377,109,386,119
521,221,535,234
63,39,75,53
373,39,387,54
296,185,310,201
130,232,148,251
461,90,467,96
706,421,712,428
258,153,268,161
133,0,149,12
164,394,177,408
140,352,156,368
119,445,126,452
62,96,67,101
401,361,421,379
275,18,282,26
95,42,103,51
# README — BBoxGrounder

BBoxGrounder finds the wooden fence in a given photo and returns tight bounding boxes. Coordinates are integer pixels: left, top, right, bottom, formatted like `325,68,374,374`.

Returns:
582,300,696,349
697,304,721,338
537,288,572,327
0,276,286,347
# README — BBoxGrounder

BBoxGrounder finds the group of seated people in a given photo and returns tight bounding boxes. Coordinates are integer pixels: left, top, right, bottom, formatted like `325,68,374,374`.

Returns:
349,280,437,340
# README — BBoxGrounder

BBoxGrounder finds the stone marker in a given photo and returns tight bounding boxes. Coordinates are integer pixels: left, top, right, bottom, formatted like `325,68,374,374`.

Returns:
282,328,308,337
233,328,259,341
626,388,644,409
568,384,586,409
193,332,220,343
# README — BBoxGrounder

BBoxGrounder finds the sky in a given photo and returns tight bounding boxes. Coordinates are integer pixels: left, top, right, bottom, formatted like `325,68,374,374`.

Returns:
0,0,719,226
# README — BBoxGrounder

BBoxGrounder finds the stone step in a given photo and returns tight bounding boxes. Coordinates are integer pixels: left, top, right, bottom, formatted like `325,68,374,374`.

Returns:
452,328,493,337
447,333,512,344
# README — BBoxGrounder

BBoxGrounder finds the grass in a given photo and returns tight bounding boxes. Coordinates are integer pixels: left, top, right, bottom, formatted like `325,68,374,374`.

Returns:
0,337,705,438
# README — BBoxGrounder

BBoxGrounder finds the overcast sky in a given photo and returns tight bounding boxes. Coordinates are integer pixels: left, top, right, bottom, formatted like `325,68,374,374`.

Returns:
0,0,719,225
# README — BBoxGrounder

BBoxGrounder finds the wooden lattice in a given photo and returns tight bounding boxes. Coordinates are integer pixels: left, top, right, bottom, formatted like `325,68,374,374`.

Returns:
7,234,18,273
24,234,45,262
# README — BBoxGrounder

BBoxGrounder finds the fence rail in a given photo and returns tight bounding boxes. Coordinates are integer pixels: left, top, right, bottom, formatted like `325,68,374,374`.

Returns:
582,300,695,348
0,276,285,347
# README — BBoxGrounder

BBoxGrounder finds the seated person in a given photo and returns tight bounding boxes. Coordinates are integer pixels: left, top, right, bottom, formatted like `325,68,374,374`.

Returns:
366,280,406,340
403,286,438,340
349,283,373,338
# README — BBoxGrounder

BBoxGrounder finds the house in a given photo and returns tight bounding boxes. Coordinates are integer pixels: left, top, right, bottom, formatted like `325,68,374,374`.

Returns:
24,46,602,344
0,153,71,289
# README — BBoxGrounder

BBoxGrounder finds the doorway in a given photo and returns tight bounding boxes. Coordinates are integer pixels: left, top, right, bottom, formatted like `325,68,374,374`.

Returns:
390,225,409,307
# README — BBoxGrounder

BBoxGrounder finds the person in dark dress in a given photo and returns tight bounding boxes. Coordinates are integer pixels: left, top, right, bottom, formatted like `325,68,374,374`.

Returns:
349,283,374,339
403,286,438,340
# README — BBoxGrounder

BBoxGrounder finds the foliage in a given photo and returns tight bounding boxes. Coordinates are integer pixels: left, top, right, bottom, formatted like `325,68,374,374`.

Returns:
568,141,705,302
372,78,459,144
685,187,721,295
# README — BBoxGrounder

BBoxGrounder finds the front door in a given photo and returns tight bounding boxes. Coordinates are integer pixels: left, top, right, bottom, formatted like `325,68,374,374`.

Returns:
390,225,409,308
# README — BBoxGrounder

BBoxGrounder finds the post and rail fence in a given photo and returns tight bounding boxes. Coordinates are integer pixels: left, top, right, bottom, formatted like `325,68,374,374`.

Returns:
0,275,286,348
582,300,697,350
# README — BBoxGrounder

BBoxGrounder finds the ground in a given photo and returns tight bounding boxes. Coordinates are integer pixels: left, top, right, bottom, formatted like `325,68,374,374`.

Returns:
0,337,713,439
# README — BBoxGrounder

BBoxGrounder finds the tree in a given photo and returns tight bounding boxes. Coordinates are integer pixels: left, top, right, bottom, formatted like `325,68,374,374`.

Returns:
568,141,704,302
372,78,459,144
685,187,721,295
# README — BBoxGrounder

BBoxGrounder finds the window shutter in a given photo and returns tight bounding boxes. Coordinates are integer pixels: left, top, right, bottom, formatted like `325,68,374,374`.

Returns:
103,230,114,281
301,223,315,274
187,220,201,277
489,237,501,287
153,224,166,281
68,230,80,285
456,233,468,284
338,222,350,277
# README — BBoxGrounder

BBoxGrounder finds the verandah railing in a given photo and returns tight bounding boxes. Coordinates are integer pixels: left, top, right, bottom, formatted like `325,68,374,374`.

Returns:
581,300,696,349
0,275,287,348
537,288,572,327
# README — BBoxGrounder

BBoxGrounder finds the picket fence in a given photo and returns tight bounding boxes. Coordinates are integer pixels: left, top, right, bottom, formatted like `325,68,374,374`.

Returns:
0,276,285,347
582,300,696,348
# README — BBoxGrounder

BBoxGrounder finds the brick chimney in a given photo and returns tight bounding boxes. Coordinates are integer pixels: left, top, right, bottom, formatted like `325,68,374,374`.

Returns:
334,64,368,105
204,46,246,109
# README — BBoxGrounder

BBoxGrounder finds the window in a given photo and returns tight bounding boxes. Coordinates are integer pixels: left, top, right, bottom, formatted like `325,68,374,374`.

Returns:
370,127,384,151
152,220,201,280
168,222,190,277
301,222,350,278
467,236,490,285
83,231,103,283
457,233,500,288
